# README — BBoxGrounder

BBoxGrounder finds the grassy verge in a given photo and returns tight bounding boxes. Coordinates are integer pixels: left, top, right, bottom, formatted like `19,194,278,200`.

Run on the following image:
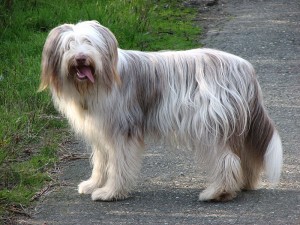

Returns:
0,0,200,221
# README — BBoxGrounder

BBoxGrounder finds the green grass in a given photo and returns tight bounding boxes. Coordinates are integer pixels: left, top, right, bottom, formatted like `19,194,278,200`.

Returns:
0,0,200,219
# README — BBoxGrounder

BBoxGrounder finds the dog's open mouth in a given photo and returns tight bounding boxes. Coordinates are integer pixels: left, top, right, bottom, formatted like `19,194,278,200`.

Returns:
76,66,95,83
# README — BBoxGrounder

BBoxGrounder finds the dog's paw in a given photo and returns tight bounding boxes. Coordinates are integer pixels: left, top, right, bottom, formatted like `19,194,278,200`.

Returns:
199,188,237,202
78,179,99,194
199,188,217,201
91,187,128,201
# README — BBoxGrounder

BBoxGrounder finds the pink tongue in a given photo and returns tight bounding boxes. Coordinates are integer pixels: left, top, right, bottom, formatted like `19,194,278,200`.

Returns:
77,66,95,83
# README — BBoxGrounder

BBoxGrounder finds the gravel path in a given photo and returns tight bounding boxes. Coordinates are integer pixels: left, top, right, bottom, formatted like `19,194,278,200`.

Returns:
20,0,300,224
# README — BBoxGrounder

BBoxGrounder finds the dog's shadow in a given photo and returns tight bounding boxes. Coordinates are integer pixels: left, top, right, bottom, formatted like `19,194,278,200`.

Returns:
79,186,298,224
34,155,299,224
53,152,298,224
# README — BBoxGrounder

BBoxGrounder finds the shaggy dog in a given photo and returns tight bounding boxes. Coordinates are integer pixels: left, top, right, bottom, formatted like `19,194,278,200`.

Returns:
39,20,282,202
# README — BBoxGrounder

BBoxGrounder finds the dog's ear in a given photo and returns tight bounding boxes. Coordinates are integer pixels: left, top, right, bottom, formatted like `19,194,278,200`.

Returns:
89,21,121,89
38,24,73,93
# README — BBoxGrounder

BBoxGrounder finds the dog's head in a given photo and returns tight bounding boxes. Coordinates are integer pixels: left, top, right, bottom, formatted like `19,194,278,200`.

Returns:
39,20,120,94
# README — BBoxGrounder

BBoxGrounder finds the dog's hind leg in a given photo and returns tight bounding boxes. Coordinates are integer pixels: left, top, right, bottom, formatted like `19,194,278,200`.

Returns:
240,151,263,191
199,147,244,202
91,136,143,201
78,146,108,194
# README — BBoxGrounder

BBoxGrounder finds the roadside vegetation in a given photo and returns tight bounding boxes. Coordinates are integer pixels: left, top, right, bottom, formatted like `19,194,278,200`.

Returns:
0,0,200,221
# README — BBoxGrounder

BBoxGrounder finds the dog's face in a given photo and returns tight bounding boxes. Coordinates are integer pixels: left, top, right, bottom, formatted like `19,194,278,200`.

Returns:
39,20,120,94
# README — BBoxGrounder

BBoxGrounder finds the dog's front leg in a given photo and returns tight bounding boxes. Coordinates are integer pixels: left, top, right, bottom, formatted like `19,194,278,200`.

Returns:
78,145,108,194
91,136,143,201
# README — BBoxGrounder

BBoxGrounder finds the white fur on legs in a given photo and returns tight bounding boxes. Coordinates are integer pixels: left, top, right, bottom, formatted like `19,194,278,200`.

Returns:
91,137,143,201
199,148,243,201
78,147,107,194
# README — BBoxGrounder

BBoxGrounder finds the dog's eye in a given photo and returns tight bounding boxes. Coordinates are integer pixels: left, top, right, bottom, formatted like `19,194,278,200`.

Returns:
83,39,92,46
65,39,75,51
65,44,70,51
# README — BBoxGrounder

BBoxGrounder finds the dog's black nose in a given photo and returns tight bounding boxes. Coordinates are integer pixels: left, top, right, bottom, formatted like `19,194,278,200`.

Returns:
75,54,87,65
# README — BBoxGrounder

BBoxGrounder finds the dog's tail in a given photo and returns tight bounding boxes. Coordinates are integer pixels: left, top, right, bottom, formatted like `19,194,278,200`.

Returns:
263,130,282,184
243,90,282,187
